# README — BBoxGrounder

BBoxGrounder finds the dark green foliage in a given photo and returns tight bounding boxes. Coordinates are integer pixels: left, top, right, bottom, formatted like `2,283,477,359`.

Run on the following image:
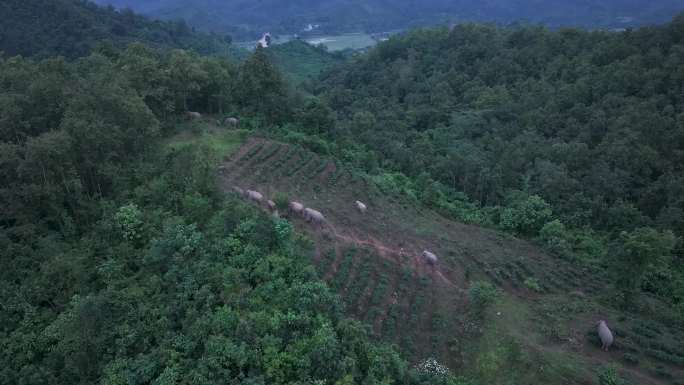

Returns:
267,40,343,85
235,47,291,123
318,19,684,233
612,227,677,306
0,42,426,385
315,16,684,310
0,0,243,59
468,281,499,316
272,191,290,212
597,365,625,385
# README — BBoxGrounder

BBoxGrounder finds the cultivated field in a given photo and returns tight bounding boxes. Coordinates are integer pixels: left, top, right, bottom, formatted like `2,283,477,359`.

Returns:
217,135,684,385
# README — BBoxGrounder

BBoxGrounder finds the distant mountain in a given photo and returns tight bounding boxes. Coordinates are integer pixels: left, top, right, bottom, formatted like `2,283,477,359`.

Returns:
0,0,241,59
93,0,684,39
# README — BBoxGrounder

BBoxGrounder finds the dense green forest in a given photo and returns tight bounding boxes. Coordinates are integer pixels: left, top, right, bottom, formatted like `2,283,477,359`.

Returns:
3,0,684,383
266,40,345,85
0,0,240,58
0,42,470,384
312,16,684,313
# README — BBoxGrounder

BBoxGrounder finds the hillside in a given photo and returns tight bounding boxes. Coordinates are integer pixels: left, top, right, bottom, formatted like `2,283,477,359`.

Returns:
266,40,345,85
0,39,434,385
93,0,684,39
3,2,684,385
314,15,684,291
214,133,684,384
0,0,241,58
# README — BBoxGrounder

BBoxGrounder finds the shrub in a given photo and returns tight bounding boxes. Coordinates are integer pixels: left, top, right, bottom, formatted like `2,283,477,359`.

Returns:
273,218,293,246
272,191,290,211
115,203,144,242
523,277,543,292
539,219,573,258
468,281,499,315
597,365,624,385
499,191,553,236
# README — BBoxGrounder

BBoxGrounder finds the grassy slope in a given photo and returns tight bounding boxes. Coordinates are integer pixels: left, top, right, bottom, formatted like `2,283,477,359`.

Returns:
213,133,684,385
164,118,684,384
165,120,248,155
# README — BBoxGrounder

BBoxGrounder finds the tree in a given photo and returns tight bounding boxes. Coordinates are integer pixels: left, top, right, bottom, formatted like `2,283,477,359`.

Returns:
614,227,677,306
236,46,290,122
167,49,208,112
299,98,336,135
499,191,553,236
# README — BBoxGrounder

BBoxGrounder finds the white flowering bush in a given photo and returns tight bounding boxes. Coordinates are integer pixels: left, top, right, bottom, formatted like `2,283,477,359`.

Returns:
416,357,450,376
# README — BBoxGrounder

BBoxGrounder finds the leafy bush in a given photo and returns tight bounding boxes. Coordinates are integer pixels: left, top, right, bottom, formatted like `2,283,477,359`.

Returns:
499,191,553,236
114,203,144,242
597,365,625,385
523,277,543,293
468,281,499,315
272,191,290,211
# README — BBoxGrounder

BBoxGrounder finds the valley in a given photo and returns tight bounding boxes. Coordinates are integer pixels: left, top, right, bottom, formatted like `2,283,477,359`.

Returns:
237,32,379,52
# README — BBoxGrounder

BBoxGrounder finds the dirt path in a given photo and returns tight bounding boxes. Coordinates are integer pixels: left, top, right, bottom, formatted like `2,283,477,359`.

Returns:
325,221,461,289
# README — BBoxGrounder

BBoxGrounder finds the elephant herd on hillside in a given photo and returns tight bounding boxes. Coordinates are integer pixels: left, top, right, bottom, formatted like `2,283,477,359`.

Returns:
231,185,617,353
232,186,339,226
185,111,240,127
231,185,441,266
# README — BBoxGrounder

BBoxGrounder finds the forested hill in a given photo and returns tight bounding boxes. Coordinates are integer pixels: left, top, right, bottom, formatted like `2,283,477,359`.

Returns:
314,14,684,307
0,41,434,384
0,0,239,59
94,0,684,40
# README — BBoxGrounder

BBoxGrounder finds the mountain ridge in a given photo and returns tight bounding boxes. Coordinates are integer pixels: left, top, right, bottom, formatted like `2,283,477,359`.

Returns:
93,0,684,39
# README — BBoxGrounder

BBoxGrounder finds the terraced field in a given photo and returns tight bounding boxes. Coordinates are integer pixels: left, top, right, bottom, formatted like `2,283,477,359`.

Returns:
218,136,684,384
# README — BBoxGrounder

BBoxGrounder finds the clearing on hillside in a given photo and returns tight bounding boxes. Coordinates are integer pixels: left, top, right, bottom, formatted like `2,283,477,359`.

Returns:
218,136,684,385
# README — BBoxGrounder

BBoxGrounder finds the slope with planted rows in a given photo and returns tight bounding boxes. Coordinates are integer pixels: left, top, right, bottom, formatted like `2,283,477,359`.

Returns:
218,136,684,384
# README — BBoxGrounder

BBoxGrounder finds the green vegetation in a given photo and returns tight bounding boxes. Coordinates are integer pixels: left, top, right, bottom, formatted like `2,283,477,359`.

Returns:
0,40,464,385
4,1,684,384
313,16,684,313
0,0,244,59
267,40,344,85
94,0,684,40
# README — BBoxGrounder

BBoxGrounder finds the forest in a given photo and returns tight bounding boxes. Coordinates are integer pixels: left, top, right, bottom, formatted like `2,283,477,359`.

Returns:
2,1,684,384
0,42,455,384
313,15,684,313
0,0,239,59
